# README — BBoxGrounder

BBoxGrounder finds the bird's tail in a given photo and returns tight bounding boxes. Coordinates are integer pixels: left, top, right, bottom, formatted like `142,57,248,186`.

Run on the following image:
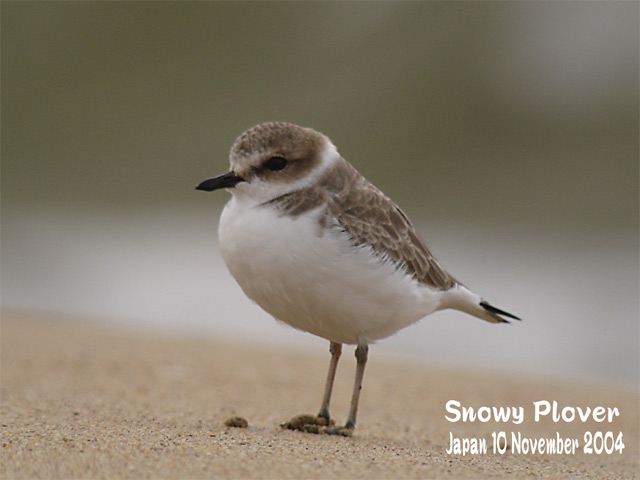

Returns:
478,301,521,323
439,285,521,324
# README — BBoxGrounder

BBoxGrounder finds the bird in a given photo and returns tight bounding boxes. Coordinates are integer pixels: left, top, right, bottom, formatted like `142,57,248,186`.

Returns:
196,122,520,436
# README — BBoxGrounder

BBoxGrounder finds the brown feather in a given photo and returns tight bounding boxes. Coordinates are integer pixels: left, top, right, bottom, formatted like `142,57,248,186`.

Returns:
263,156,457,290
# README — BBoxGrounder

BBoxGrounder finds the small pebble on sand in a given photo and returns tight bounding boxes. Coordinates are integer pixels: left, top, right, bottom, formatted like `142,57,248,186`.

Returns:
224,416,249,428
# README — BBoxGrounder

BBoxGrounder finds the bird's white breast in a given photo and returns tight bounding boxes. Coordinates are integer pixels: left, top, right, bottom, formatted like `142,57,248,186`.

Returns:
218,196,442,345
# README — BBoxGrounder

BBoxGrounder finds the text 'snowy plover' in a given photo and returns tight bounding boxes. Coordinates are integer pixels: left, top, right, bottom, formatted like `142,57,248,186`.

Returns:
197,122,520,436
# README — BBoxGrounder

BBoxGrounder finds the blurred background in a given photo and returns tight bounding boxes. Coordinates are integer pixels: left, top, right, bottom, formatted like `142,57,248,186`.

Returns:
2,2,638,386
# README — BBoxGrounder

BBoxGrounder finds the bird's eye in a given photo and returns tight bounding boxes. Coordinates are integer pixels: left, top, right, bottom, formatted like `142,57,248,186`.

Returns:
265,156,288,171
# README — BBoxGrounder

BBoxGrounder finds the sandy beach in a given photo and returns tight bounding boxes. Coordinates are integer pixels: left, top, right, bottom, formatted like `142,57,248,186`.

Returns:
1,310,638,479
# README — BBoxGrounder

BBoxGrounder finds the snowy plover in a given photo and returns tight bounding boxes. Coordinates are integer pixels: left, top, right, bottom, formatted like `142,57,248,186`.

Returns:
197,122,519,436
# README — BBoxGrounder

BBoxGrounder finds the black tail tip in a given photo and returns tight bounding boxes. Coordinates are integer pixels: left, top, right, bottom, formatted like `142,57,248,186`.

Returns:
480,301,521,322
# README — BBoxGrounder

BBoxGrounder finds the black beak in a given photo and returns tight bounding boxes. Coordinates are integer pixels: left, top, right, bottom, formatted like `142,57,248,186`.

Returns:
196,171,245,191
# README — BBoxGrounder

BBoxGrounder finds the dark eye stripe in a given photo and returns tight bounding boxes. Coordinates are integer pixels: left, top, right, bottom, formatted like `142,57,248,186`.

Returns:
265,156,288,171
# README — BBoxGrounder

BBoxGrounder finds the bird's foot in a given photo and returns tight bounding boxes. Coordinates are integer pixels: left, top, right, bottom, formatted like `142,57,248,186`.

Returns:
280,414,353,437
281,414,332,431
313,425,353,437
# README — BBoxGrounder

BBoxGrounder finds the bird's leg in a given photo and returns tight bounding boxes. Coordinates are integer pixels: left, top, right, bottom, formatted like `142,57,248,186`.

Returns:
318,341,342,421
320,342,368,437
280,342,341,432
282,342,369,437
344,342,368,430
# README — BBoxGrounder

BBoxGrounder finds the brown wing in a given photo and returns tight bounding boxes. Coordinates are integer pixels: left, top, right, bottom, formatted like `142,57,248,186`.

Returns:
324,159,457,290
262,157,457,290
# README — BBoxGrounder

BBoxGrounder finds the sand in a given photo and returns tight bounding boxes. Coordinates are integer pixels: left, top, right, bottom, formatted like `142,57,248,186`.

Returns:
1,310,638,479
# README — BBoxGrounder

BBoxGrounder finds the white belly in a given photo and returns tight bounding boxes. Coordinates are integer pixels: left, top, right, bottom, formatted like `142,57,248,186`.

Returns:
218,198,441,345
